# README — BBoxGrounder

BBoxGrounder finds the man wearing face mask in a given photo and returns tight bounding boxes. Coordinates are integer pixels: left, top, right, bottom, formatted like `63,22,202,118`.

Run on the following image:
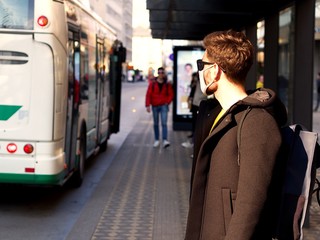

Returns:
185,30,287,240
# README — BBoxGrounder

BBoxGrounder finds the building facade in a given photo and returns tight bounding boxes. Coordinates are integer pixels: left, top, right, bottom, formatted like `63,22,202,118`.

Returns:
90,0,133,62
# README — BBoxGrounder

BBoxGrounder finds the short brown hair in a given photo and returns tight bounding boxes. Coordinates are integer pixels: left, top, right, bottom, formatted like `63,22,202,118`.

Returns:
203,30,254,83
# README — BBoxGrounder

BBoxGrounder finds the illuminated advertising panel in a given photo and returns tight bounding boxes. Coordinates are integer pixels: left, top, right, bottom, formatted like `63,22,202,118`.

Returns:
173,46,204,130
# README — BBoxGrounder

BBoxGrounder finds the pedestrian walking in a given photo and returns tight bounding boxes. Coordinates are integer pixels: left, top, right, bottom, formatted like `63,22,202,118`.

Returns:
181,72,206,149
185,30,287,240
256,74,264,89
147,67,155,84
145,67,174,148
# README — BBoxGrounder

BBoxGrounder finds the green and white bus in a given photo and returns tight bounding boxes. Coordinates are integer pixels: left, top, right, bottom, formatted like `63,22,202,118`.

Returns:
0,0,125,187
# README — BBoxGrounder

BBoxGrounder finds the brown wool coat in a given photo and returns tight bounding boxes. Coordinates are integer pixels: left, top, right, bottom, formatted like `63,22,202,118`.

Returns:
185,89,287,240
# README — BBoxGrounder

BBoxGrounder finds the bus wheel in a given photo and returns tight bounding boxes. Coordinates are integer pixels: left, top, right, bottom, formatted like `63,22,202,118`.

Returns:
71,130,86,187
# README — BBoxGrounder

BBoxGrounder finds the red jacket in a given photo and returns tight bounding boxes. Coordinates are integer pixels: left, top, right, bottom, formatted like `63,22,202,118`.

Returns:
145,80,174,107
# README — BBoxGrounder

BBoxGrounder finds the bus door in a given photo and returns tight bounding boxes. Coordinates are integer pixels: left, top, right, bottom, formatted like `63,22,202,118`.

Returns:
65,29,80,171
109,40,126,134
95,37,105,144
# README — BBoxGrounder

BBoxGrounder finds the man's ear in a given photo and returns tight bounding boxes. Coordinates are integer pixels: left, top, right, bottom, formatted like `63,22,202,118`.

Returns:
210,63,221,81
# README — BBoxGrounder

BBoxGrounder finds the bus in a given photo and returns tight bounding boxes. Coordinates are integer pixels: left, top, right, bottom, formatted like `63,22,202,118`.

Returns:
0,0,125,187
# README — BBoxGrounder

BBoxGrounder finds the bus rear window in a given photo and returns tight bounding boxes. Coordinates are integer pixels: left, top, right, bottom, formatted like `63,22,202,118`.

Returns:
0,0,34,30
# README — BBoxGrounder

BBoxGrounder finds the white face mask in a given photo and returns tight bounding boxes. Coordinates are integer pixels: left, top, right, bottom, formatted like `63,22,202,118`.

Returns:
199,66,214,96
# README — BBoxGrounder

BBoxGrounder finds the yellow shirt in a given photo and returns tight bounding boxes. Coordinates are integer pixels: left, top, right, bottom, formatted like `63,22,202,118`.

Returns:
256,81,264,89
209,109,226,134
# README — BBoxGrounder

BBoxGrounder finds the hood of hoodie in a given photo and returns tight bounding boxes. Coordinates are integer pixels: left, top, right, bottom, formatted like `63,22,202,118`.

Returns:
230,88,288,127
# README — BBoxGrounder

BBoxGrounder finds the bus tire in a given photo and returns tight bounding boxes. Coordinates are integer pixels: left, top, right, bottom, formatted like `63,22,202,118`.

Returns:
71,129,86,188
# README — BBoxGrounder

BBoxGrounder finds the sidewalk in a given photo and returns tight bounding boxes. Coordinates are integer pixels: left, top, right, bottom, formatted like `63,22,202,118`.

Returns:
303,170,320,239
66,112,193,240
66,109,320,240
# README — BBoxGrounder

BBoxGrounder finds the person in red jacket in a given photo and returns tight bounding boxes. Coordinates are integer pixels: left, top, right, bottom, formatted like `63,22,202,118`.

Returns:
145,67,174,148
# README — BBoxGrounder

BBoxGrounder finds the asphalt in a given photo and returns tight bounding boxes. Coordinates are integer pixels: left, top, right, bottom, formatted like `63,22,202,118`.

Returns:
66,94,320,240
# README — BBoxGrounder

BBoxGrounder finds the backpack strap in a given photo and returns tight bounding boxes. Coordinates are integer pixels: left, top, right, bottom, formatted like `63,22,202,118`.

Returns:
237,106,251,165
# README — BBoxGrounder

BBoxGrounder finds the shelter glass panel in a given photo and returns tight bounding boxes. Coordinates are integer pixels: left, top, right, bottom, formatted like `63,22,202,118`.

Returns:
278,6,295,120
313,0,320,132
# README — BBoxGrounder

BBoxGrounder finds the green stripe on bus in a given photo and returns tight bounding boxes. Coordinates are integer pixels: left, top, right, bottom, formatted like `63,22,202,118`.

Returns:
0,171,65,185
0,105,22,120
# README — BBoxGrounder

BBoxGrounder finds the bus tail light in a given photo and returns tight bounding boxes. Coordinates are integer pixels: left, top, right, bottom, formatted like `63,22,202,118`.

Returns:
7,143,17,153
24,144,34,154
37,16,49,27
25,168,35,173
